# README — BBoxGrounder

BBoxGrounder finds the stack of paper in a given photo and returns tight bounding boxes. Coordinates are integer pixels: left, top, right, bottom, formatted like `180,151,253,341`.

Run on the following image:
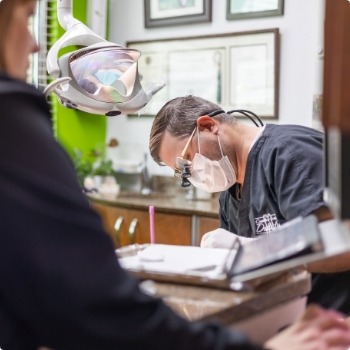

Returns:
118,244,234,279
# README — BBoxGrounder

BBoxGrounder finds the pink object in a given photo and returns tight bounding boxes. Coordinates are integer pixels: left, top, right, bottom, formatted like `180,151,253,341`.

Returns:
149,205,155,244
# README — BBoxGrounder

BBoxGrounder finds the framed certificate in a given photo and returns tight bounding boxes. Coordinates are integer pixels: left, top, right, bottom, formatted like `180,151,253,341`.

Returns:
128,29,280,119
144,0,212,28
227,0,284,20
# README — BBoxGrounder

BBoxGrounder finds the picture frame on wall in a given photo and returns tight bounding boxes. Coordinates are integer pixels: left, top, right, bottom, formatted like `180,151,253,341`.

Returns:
128,28,280,119
144,0,212,28
226,0,284,20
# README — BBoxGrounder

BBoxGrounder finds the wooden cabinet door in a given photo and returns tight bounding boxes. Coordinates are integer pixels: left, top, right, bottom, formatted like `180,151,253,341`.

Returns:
153,212,192,246
90,202,119,246
91,203,192,247
91,204,149,247
108,207,150,247
114,209,192,246
196,216,220,246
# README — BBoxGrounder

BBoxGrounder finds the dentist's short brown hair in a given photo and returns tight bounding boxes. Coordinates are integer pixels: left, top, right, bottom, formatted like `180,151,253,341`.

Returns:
149,95,234,165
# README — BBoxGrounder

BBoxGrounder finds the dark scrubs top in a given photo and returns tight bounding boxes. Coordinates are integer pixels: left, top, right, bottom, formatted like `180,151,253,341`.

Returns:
219,124,350,315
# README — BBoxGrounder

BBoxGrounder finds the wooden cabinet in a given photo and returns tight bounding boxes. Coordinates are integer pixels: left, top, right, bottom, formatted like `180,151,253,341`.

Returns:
91,202,192,248
196,216,220,246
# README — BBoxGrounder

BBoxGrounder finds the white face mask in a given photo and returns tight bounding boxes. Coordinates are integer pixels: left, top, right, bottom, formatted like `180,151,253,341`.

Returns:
189,129,236,193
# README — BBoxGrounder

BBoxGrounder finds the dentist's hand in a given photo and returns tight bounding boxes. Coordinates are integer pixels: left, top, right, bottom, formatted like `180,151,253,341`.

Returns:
200,228,259,249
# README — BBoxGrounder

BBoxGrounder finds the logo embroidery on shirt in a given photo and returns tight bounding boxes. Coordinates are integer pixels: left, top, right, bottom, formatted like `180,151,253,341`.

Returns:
255,213,280,234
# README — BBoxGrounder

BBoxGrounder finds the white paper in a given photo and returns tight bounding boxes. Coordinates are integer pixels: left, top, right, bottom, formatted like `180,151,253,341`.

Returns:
118,244,235,279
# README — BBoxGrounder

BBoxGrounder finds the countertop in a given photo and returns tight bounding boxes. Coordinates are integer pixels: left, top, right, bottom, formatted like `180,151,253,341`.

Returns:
87,191,221,218
140,269,311,324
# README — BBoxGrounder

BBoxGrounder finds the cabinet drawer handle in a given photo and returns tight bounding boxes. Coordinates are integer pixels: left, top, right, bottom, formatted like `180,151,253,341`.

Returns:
128,218,139,244
114,216,124,246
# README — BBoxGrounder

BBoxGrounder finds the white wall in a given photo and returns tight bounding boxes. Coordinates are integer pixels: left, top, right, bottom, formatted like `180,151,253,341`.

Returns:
106,0,325,176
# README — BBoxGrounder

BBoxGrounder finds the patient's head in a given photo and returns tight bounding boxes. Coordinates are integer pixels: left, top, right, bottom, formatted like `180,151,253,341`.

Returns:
0,0,39,80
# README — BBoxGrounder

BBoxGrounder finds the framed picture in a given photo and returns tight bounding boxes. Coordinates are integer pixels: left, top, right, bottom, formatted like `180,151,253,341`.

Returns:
226,0,284,20
144,0,212,28
128,28,280,119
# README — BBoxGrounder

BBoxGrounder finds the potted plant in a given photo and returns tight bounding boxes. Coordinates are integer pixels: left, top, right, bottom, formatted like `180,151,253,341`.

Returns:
93,158,120,195
72,149,94,188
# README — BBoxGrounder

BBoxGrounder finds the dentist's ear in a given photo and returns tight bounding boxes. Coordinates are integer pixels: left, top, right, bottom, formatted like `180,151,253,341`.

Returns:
196,115,220,133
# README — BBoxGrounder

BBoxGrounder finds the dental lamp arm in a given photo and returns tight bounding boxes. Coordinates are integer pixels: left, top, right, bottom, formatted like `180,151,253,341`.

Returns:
47,0,109,78
57,0,77,30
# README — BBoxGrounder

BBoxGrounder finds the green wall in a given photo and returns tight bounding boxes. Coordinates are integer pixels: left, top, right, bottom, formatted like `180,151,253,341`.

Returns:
49,0,107,162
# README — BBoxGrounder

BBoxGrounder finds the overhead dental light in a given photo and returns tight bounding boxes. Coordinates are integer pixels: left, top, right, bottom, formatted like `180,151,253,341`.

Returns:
45,0,164,116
